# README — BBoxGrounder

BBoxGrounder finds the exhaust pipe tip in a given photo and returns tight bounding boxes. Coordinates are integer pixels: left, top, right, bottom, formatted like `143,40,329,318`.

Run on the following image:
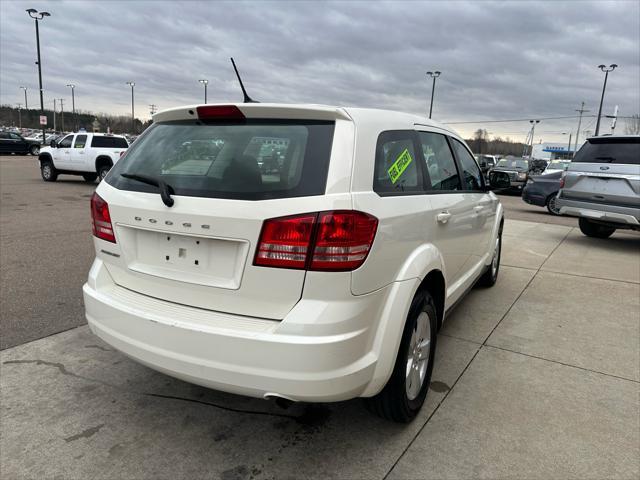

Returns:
264,392,297,410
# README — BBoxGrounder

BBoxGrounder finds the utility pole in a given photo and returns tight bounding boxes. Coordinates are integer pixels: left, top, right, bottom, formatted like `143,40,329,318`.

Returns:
126,81,135,134
20,86,28,109
17,103,22,129
59,98,64,131
149,104,158,116
66,84,76,131
574,102,589,156
567,133,572,158
26,9,51,148
525,120,540,158
53,98,56,131
595,64,617,136
426,71,441,119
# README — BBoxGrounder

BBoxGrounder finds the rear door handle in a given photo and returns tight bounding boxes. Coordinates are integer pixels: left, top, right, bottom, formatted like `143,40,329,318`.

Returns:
436,211,452,224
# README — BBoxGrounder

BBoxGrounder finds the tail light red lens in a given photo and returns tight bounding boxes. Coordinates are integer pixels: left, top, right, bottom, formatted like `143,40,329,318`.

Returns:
196,105,245,120
254,211,378,271
90,192,116,243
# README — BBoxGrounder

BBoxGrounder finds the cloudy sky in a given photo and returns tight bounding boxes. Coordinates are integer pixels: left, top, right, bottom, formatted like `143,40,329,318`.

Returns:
1,0,638,142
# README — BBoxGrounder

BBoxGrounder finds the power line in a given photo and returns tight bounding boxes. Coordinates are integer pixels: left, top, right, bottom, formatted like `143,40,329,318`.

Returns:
445,115,592,124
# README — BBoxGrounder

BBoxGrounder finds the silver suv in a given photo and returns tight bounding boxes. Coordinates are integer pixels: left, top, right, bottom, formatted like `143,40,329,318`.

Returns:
557,135,639,238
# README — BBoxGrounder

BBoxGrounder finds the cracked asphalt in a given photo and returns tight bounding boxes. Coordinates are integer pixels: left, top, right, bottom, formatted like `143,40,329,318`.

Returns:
1,155,639,479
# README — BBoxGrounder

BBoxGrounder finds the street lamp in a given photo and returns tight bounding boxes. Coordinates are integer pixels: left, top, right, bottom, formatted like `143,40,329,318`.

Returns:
561,132,572,158
594,64,617,136
199,79,209,103
19,86,28,109
66,84,76,131
26,8,51,144
126,81,135,133
426,71,441,119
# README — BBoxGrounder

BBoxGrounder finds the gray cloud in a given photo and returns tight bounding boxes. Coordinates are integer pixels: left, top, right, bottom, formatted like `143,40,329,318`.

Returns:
1,0,638,142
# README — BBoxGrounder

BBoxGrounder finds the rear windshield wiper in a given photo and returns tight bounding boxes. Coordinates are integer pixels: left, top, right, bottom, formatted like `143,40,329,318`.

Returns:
121,173,175,207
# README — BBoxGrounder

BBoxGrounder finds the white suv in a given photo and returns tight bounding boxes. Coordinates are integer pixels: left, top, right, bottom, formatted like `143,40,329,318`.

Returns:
83,104,503,422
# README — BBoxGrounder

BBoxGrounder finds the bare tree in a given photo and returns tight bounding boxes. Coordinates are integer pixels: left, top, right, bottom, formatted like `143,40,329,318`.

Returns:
625,114,640,135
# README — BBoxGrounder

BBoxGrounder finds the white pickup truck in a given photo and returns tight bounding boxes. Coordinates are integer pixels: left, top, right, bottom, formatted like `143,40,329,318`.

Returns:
38,132,129,182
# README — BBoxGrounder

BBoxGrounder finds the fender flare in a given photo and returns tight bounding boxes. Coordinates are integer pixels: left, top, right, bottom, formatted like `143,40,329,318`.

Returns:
38,153,53,165
361,244,445,397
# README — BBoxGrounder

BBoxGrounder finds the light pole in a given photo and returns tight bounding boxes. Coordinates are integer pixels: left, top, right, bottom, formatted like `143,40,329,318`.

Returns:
426,71,441,119
126,81,135,133
199,79,208,103
59,98,64,132
66,84,76,131
528,120,540,158
26,8,51,144
561,132,572,158
594,64,617,136
17,103,22,129
20,86,28,109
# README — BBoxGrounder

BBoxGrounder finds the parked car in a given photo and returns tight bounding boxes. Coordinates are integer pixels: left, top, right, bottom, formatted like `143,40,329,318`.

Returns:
489,157,529,192
543,159,571,175
474,154,497,177
522,170,563,215
556,135,640,238
0,131,42,155
83,103,505,423
38,133,129,182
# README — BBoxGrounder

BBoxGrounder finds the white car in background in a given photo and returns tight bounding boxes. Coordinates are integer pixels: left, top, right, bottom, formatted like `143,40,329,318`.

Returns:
38,132,129,182
83,103,504,422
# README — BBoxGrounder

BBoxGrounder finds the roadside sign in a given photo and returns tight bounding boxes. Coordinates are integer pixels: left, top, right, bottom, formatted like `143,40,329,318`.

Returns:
39,115,47,126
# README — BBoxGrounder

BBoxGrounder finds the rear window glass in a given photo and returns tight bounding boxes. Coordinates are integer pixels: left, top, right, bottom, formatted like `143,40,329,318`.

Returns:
91,136,129,148
573,138,640,164
107,120,335,200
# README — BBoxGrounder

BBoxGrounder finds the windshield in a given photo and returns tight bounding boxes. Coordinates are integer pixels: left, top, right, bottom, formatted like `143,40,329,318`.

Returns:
496,158,528,169
107,119,335,200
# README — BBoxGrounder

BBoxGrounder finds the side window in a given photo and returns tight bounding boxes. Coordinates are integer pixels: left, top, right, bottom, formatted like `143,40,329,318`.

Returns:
74,135,87,148
418,132,461,191
9,133,22,140
451,139,483,191
374,131,422,194
0,133,9,139
58,135,73,148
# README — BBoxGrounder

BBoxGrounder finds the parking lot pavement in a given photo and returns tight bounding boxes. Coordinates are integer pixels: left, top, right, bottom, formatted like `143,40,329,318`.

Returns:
1,217,638,479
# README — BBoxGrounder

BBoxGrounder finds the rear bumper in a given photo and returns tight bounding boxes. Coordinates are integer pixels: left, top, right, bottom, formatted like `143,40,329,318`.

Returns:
83,259,416,402
557,197,640,226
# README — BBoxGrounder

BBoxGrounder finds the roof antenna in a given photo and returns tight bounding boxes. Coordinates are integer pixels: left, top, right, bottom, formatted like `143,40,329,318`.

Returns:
230,57,258,103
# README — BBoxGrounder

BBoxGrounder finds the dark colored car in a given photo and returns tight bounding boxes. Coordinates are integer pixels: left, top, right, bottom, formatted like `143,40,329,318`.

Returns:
0,131,41,155
522,170,562,215
489,157,529,192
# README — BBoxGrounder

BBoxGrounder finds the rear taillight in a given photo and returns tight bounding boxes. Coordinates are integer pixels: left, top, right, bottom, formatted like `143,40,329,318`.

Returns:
91,193,116,243
559,171,566,188
254,211,378,271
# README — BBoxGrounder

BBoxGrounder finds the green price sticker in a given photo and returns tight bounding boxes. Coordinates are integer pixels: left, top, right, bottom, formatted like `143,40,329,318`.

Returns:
388,148,413,184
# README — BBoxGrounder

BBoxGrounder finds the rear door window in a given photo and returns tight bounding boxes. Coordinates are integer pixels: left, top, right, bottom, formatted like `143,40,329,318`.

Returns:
107,120,335,200
374,130,423,194
450,139,484,191
573,138,640,164
418,131,461,191
91,136,129,148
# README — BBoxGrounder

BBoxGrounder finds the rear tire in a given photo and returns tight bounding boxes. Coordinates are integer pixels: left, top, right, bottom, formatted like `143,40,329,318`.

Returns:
365,290,437,423
40,160,58,182
29,145,40,156
579,218,615,239
546,193,561,215
477,227,502,287
97,165,111,182
82,173,98,182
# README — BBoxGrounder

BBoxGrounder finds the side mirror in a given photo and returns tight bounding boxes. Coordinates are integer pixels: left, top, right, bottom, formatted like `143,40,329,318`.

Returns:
50,140,57,148
489,171,511,190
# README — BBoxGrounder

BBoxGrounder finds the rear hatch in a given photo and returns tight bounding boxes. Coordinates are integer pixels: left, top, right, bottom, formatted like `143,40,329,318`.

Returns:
562,137,640,207
95,105,349,319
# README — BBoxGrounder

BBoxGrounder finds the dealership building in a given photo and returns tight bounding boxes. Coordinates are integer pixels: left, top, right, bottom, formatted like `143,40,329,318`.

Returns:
531,142,579,160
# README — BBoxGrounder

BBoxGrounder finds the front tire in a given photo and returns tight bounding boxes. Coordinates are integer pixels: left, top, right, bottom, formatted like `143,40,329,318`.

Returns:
29,145,40,156
579,218,615,239
365,290,437,423
546,193,561,215
40,160,58,182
